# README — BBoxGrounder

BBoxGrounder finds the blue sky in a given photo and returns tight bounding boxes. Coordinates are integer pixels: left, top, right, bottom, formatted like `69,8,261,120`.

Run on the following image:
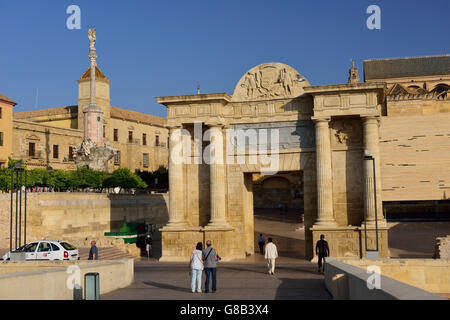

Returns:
0,0,449,118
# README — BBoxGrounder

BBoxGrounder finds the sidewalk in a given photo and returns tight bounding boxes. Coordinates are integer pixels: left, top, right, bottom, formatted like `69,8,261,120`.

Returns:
101,258,331,300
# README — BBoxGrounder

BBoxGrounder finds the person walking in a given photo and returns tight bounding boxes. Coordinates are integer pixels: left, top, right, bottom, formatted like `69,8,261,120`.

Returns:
88,240,98,260
145,234,153,258
257,234,265,254
189,242,204,293
315,234,330,273
264,237,278,275
202,240,218,293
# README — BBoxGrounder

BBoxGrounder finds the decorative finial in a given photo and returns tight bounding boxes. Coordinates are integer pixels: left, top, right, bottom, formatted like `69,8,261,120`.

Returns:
197,82,200,94
348,58,360,84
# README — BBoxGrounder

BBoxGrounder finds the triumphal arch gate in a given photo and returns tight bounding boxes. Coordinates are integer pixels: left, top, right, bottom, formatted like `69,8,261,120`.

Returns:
157,63,388,261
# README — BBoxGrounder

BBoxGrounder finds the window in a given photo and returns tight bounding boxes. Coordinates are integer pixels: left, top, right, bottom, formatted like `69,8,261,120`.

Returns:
155,135,160,146
50,243,60,251
28,142,35,157
0,132,3,146
0,107,2,119
103,125,105,138
143,133,147,146
114,151,121,165
143,153,149,168
53,145,59,159
128,131,133,143
113,129,118,142
24,242,38,253
59,242,76,250
0,162,5,169
68,146,74,161
38,242,51,252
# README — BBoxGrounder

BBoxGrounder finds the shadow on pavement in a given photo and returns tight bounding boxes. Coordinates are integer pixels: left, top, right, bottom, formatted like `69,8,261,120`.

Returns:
274,278,331,300
143,280,191,293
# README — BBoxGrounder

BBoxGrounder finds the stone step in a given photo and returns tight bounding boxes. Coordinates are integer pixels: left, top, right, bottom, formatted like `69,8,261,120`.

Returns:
78,247,136,260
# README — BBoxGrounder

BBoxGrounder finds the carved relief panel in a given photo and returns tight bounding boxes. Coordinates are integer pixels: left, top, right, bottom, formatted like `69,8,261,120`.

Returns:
330,118,363,149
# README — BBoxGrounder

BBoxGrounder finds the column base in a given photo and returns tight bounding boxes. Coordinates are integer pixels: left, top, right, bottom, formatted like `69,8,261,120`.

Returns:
160,222,189,231
203,223,234,231
361,219,387,228
313,220,338,228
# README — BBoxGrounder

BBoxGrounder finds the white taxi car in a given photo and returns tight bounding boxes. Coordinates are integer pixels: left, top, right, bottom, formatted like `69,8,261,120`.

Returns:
1,240,79,261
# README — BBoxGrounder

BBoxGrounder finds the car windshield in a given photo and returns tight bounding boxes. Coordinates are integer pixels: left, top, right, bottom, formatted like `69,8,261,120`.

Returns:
14,244,26,252
60,242,76,250
24,242,39,252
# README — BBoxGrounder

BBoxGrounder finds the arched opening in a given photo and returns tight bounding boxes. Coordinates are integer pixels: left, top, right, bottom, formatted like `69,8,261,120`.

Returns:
251,171,305,260
432,83,450,99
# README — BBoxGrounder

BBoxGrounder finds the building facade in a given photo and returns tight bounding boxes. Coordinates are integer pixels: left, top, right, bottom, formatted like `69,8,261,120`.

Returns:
0,94,16,169
10,65,168,172
156,55,450,261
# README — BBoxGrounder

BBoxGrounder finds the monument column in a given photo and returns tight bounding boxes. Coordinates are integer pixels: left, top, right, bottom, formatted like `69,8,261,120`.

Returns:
166,125,186,228
313,118,337,226
205,123,230,228
362,116,384,224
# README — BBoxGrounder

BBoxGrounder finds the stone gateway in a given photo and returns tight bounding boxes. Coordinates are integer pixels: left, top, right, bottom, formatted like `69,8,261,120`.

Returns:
157,56,450,261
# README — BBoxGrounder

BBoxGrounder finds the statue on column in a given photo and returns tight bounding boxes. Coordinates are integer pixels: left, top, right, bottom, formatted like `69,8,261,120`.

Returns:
74,28,116,172
88,28,96,50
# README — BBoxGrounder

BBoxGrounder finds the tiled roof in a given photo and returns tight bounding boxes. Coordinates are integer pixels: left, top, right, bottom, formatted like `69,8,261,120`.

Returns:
13,106,78,119
0,94,17,106
13,104,166,127
110,106,167,127
79,66,109,81
364,55,450,80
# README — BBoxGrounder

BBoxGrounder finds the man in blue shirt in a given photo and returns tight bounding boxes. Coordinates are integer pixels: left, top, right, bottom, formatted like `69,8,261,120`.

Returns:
88,240,98,260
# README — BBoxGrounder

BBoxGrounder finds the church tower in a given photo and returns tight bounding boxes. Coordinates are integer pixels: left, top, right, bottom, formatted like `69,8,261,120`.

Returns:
348,59,361,84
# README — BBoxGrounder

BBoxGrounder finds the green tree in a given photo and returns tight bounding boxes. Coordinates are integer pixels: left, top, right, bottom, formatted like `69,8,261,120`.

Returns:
27,169,50,188
49,170,71,191
104,168,147,191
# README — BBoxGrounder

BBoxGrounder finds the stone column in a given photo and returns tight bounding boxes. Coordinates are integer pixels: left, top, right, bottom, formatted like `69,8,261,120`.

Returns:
362,116,384,224
313,118,337,226
206,123,230,228
166,125,186,228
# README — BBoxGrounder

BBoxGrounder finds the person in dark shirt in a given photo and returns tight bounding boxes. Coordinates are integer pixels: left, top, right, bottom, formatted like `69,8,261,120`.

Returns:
315,234,329,273
257,234,265,254
88,240,98,260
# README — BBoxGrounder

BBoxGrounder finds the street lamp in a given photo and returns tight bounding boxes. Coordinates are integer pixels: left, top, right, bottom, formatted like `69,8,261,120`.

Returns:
363,149,379,259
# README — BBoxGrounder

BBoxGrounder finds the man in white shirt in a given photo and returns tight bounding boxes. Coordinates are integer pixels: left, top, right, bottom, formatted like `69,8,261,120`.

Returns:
264,237,278,275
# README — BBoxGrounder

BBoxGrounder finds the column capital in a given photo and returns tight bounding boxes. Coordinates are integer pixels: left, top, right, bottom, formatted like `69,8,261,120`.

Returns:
311,116,331,124
361,115,381,125
164,124,183,131
205,122,225,129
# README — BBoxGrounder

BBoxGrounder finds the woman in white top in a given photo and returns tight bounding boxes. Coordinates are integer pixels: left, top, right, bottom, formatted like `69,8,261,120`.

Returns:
189,242,204,293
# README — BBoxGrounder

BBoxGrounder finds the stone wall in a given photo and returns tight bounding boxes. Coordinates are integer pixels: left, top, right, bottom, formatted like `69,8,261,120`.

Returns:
340,258,450,294
0,192,169,249
379,113,450,201
325,258,446,300
435,236,450,259
0,259,134,300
